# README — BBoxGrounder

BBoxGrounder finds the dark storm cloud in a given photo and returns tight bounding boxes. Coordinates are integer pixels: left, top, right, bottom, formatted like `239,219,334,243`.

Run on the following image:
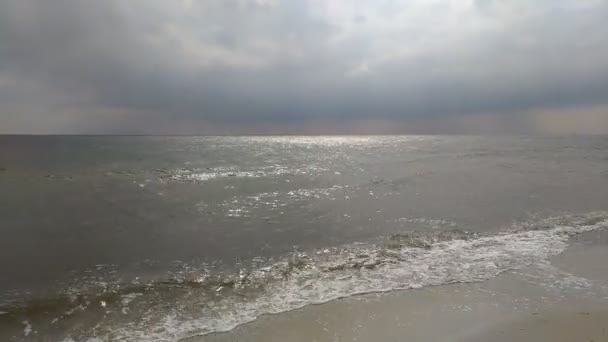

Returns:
1,0,608,133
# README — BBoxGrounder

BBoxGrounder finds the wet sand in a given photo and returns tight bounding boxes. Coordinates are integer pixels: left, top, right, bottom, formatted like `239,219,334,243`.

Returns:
185,239,608,342
467,310,608,342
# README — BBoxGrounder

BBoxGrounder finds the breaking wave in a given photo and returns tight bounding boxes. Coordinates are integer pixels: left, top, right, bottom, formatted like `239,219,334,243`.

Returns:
1,212,607,341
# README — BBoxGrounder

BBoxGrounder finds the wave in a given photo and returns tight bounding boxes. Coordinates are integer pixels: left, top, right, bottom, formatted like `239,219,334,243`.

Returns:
2,212,607,341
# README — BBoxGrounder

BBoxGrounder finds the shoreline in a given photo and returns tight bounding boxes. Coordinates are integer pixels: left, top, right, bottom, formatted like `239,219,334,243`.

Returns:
185,237,608,342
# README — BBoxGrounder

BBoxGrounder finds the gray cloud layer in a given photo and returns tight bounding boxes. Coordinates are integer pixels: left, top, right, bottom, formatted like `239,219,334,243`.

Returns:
1,0,608,134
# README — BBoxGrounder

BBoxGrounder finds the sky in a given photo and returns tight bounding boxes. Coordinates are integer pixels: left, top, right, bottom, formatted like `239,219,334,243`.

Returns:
1,0,608,134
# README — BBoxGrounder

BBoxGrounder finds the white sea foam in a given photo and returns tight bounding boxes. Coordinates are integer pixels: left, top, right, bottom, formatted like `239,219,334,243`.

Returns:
514,261,594,292
94,212,608,342
120,293,143,314
22,320,32,337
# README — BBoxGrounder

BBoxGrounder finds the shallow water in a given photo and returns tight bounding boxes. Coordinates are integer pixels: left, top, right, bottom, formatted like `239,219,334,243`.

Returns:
1,135,608,340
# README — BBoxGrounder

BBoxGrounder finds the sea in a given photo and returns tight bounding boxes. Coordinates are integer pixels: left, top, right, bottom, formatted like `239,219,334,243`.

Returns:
1,135,608,341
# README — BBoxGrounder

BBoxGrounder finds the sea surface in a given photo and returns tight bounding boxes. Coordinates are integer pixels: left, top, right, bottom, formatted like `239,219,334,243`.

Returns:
1,135,608,341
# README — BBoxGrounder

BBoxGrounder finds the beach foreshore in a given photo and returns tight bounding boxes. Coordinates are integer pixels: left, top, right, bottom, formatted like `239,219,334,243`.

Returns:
185,239,608,342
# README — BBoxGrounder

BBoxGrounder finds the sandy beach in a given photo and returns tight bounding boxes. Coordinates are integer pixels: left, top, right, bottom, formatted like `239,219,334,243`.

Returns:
187,236,608,342
467,310,608,342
